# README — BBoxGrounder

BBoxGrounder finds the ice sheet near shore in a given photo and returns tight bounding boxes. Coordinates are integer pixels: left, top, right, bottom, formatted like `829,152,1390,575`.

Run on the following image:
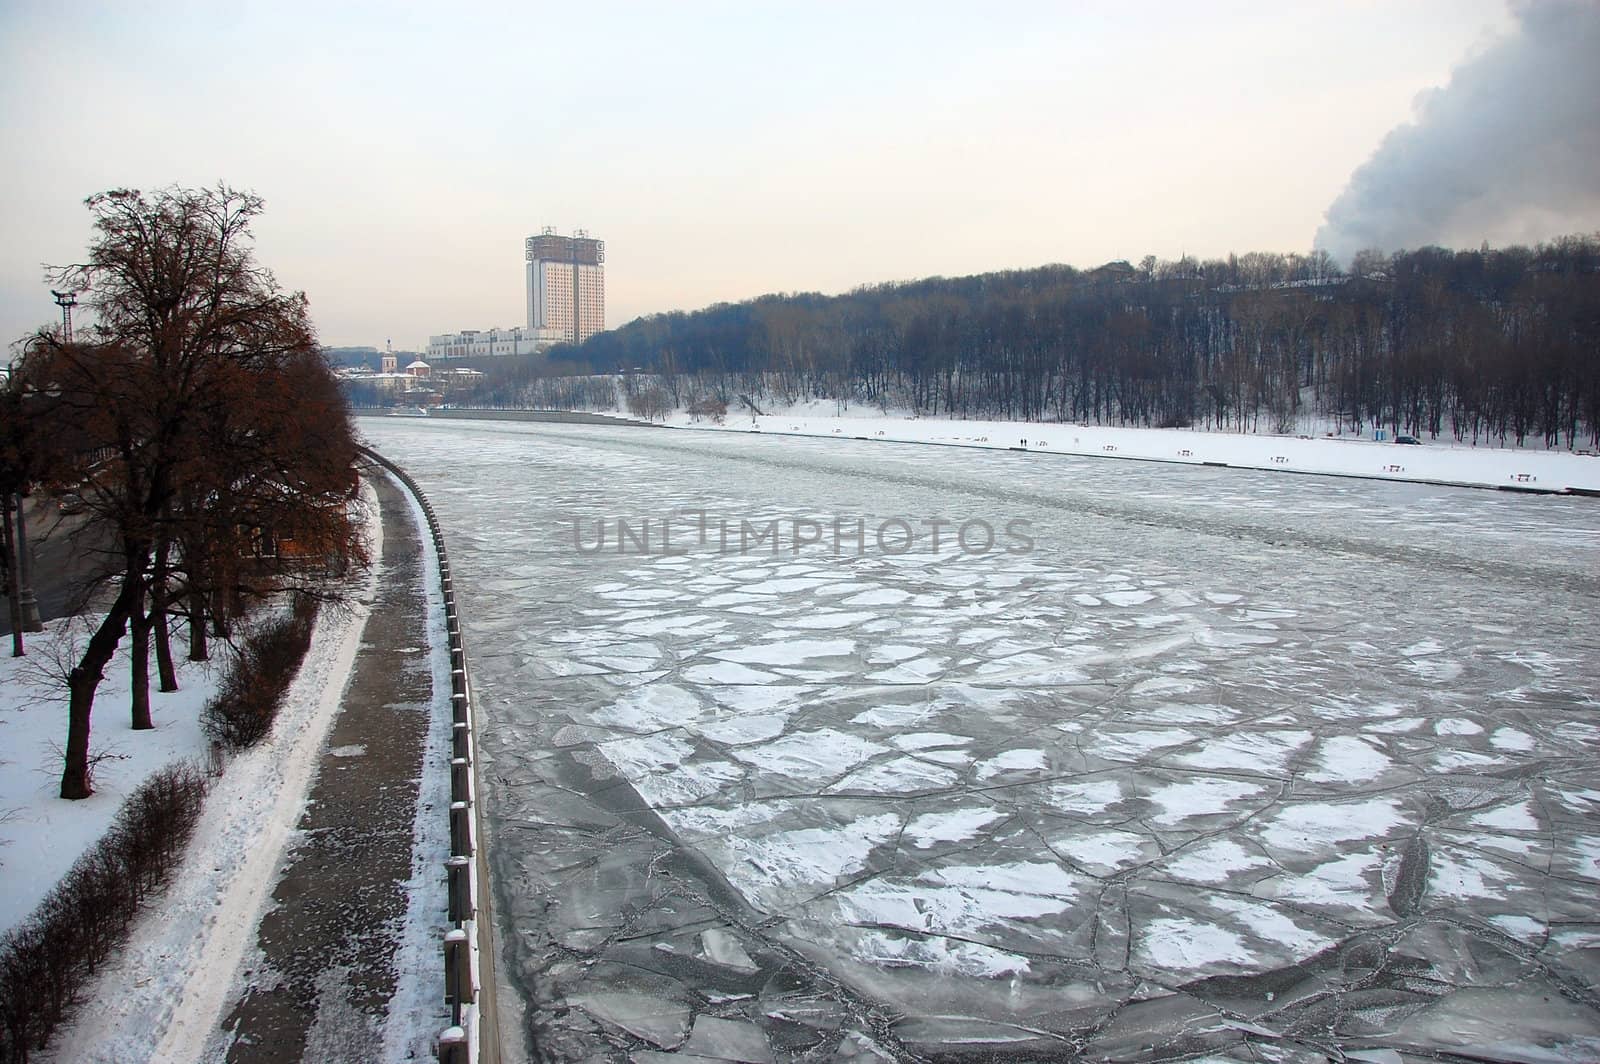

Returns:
361,417,1600,1062
664,408,1600,493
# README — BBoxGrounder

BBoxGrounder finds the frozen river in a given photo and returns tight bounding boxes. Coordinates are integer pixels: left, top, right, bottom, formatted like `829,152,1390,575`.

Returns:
361,418,1600,1063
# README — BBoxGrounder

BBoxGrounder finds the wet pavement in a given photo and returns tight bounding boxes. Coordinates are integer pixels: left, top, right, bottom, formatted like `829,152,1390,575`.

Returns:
362,418,1600,1063
214,468,441,1062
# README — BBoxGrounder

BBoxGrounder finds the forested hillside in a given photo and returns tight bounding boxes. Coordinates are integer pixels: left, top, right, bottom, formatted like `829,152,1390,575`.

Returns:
487,238,1600,448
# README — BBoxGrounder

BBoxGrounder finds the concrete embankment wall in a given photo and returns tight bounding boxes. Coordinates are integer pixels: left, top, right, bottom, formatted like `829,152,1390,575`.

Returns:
357,446,501,1064
432,407,659,427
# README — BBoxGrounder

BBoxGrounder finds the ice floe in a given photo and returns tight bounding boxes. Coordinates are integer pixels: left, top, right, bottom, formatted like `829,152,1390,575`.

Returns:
731,728,888,779
904,808,1007,848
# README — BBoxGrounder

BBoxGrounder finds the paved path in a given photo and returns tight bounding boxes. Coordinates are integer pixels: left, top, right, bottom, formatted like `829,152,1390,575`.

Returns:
217,468,437,1062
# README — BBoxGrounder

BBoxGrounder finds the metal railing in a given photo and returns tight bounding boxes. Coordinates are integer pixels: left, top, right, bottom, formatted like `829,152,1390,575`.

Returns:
356,446,499,1064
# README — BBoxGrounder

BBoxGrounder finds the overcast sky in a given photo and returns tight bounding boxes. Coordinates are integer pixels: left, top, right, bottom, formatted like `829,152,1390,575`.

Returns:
0,1,1536,350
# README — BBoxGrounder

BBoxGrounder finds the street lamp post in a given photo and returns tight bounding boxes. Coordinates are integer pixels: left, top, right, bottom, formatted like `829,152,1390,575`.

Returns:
11,291,79,635
14,492,41,632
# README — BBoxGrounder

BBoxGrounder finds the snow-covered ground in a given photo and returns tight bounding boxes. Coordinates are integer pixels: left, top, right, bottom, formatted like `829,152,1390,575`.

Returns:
379,467,456,1063
365,417,1600,1063
660,407,1600,493
0,624,222,932
39,479,384,1064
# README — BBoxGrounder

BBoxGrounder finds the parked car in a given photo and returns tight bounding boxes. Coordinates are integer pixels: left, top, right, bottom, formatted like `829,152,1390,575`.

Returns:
1394,435,1422,445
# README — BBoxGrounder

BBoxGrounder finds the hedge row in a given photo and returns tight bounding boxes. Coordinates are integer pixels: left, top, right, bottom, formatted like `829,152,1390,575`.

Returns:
0,761,211,1062
201,594,319,750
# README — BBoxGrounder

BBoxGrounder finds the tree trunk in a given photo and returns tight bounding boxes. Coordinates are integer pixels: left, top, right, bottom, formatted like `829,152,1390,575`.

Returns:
130,583,152,730
189,588,208,661
61,578,140,799
62,668,95,799
154,595,177,691
152,541,178,691
210,587,230,639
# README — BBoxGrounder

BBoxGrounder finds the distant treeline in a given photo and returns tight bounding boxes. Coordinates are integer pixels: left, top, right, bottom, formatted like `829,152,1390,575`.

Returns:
480,237,1600,447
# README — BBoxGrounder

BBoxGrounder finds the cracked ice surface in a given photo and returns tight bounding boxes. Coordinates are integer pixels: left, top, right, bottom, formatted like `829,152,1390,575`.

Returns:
363,420,1600,1063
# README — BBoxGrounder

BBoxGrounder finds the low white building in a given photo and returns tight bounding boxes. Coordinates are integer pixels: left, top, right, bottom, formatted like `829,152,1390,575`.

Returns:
426,326,562,361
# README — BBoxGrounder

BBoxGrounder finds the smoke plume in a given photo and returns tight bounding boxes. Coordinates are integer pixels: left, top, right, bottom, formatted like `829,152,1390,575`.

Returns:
1315,1,1600,264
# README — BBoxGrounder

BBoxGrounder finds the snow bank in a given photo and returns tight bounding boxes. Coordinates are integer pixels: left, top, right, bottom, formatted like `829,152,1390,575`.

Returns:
664,411,1600,493
379,467,455,1063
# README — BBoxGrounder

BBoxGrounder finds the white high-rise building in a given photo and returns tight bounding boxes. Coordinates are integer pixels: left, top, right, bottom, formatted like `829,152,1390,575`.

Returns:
526,228,605,345
424,230,607,359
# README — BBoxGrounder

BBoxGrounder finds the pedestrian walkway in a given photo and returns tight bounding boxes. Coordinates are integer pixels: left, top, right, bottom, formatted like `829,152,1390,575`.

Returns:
216,468,438,1062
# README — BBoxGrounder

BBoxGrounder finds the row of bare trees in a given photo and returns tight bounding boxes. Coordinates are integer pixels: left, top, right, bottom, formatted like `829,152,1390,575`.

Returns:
2,186,365,799
511,237,1600,448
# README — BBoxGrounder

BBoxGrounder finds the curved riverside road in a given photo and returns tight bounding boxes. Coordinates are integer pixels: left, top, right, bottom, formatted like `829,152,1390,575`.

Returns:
362,417,1600,1064
212,467,448,1062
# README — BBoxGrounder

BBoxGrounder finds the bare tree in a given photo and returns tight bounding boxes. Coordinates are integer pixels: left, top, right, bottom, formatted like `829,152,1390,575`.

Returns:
14,185,364,799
